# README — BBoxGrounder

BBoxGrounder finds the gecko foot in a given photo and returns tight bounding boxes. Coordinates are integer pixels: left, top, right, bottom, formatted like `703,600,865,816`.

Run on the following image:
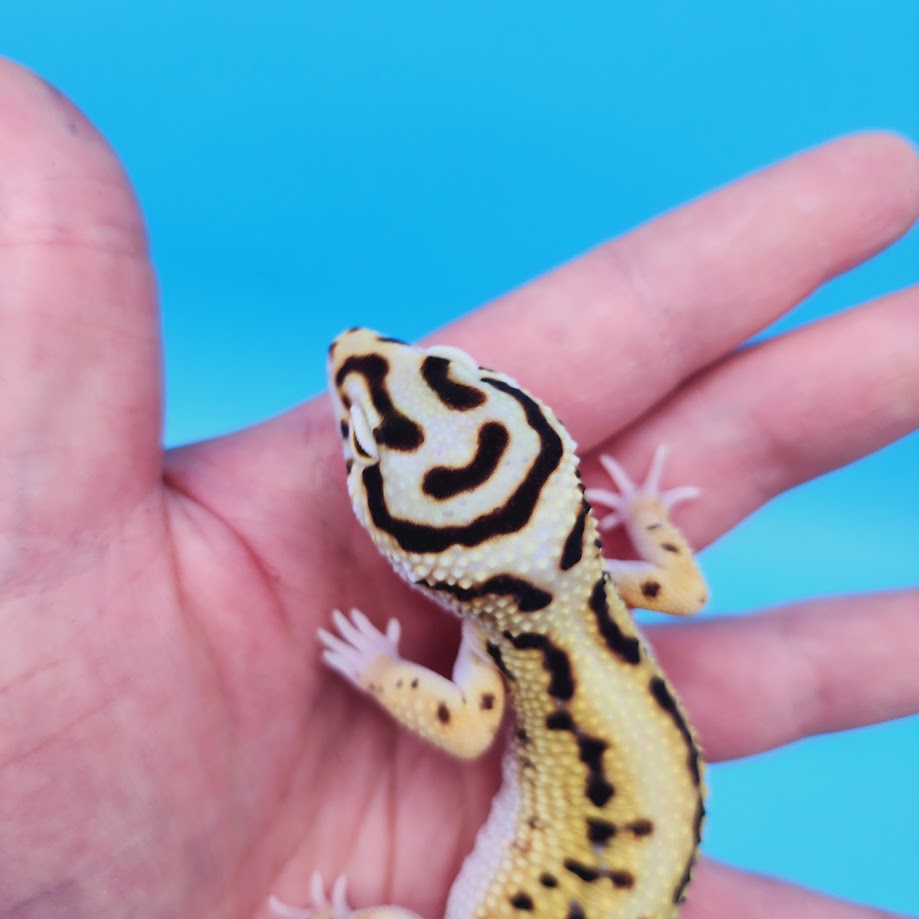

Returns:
269,872,350,919
318,608,402,686
585,444,700,531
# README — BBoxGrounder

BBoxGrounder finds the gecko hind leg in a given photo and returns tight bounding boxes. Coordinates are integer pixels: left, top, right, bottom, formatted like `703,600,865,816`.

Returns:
586,444,708,615
268,873,422,919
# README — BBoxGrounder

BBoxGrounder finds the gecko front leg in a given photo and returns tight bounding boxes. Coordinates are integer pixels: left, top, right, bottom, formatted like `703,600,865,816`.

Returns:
586,445,708,615
319,611,506,759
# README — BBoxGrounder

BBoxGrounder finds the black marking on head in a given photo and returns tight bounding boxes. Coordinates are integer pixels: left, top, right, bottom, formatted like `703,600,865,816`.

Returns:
410,678,419,689
609,870,635,889
327,339,338,357
627,818,654,837
480,692,495,711
486,642,516,681
539,873,558,888
646,522,662,530
335,354,424,451
560,498,590,571
566,904,586,919
586,818,616,845
376,335,408,345
516,727,529,744
564,859,600,882
345,459,354,474
641,580,661,599
509,892,534,910
436,703,451,724
423,421,509,500
661,542,680,553
589,577,641,665
362,377,564,552
505,631,574,699
430,573,553,613
649,676,702,786
339,420,349,440
420,355,487,410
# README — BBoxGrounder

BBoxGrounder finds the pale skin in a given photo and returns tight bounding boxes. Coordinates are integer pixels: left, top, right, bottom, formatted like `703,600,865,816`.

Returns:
0,55,917,919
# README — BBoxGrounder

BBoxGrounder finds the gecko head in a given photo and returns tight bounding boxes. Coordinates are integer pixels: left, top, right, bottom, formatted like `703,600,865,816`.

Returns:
327,327,564,587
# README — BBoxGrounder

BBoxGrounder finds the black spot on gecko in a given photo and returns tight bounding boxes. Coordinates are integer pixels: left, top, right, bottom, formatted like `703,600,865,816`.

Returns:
431,574,553,613
509,892,534,910
546,710,575,731
361,377,563,552
564,859,600,882
421,355,487,410
335,354,424,452
539,873,558,888
586,817,616,845
542,706,615,807
410,678,419,689
579,736,615,807
673,841,698,905
516,727,530,744
693,796,706,844
589,577,641,665
376,335,408,345
436,703,451,724
566,904,586,919
649,676,702,786
505,631,574,700
626,818,654,836
560,498,590,571
486,642,516,681
661,542,680,553
587,778,615,808
422,421,509,500
480,692,495,711
345,459,353,474
646,522,663,530
338,419,349,440
609,870,635,889
641,580,661,599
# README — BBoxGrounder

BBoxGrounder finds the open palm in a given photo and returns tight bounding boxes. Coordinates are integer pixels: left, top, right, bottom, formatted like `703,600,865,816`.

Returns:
0,60,916,919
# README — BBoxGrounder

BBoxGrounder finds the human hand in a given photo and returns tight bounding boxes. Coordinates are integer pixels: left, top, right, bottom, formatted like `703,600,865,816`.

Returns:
0,58,916,919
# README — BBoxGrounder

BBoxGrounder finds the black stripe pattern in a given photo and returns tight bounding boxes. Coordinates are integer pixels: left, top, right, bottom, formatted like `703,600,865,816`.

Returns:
421,354,487,410
422,421,509,500
428,574,553,613
335,354,423,451
361,377,564,554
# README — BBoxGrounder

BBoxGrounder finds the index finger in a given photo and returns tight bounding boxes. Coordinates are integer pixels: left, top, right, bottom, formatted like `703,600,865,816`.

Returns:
441,133,919,449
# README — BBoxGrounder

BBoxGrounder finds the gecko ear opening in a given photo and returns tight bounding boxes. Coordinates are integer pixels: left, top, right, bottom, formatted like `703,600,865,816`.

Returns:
348,403,380,464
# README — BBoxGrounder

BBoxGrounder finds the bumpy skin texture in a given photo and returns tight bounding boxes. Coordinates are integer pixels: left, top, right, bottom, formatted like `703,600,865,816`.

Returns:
323,329,708,919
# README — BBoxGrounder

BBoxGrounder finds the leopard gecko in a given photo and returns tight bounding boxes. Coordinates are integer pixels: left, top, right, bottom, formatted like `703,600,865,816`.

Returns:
272,328,708,919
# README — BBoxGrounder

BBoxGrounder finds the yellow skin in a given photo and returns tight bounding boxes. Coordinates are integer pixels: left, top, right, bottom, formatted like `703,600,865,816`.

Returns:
300,328,710,919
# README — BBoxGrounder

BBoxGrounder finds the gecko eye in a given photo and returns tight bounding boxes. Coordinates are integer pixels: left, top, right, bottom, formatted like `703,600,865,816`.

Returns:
425,344,481,382
348,402,380,463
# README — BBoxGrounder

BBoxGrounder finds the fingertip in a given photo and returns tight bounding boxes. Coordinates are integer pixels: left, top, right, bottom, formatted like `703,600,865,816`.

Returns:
0,56,147,255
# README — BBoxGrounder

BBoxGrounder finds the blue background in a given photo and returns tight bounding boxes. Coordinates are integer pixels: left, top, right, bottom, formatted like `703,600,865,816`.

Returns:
4,2,917,913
